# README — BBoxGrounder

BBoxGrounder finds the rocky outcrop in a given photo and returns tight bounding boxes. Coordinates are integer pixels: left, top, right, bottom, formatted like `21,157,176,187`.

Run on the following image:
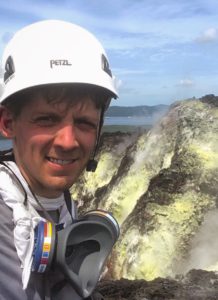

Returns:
97,269,218,300
71,95,218,287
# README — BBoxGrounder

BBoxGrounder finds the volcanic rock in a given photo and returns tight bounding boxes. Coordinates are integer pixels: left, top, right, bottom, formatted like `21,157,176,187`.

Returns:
72,95,218,298
96,269,218,299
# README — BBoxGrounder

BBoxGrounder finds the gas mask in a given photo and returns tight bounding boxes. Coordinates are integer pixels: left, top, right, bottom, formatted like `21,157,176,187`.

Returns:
32,210,119,298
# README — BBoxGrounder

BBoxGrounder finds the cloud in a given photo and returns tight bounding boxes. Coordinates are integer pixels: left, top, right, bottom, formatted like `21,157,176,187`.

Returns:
1,0,218,106
178,79,194,87
0,62,3,97
0,61,3,78
114,78,123,94
196,27,218,43
113,68,150,76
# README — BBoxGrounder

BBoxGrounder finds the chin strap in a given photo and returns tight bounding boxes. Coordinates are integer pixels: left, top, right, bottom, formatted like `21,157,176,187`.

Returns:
86,159,98,172
86,104,106,173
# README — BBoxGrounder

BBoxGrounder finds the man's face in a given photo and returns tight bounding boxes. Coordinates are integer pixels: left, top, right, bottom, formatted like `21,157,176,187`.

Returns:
5,94,100,198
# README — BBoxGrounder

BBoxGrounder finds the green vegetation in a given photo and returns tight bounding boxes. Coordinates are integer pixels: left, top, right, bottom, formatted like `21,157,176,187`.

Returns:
102,125,152,133
106,105,169,117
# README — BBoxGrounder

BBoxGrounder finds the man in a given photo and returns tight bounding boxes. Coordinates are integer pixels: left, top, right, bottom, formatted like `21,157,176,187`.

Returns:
0,20,118,300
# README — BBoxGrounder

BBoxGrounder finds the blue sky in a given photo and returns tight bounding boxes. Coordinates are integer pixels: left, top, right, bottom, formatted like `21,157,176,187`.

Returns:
1,0,218,106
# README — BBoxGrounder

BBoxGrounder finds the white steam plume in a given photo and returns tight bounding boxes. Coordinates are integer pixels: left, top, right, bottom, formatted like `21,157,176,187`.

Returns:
181,209,218,273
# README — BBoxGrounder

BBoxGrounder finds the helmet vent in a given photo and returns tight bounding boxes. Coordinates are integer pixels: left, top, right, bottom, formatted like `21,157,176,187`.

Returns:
4,56,15,83
101,54,112,77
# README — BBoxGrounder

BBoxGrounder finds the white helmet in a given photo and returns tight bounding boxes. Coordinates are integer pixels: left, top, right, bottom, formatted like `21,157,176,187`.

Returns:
0,20,118,103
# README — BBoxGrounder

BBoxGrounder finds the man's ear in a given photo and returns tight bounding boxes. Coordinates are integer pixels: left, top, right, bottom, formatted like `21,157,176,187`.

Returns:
0,106,15,138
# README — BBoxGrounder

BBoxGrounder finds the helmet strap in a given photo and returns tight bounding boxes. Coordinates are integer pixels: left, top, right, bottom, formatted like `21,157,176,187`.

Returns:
86,103,107,172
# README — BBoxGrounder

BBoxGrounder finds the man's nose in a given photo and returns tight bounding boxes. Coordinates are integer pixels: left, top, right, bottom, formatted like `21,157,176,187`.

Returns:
54,124,79,150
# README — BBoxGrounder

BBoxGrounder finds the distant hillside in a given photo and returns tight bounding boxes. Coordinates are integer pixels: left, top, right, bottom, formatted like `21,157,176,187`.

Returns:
105,104,169,117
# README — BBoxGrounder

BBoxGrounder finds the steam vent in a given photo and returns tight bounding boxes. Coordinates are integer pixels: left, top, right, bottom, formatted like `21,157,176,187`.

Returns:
71,95,218,299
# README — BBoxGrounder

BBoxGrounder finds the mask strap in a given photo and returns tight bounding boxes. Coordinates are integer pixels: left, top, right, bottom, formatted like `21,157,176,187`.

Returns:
64,189,74,223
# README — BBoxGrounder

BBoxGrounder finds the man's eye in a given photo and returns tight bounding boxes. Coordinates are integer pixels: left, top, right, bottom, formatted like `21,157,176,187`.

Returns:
75,119,98,131
33,115,58,126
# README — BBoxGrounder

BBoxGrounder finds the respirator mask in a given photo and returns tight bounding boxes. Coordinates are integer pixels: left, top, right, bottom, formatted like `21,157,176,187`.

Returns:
32,210,119,299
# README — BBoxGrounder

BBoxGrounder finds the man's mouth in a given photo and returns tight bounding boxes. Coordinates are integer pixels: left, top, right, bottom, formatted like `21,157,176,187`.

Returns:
47,157,76,165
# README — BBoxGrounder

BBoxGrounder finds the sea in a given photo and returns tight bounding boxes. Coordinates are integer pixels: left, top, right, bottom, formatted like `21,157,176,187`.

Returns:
104,116,154,126
0,139,12,150
0,116,155,149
